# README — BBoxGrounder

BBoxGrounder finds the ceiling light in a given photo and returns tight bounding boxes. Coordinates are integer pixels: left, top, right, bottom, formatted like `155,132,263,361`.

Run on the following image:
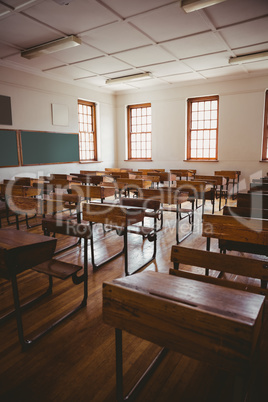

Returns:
106,72,152,85
21,35,81,59
181,0,226,13
229,51,268,65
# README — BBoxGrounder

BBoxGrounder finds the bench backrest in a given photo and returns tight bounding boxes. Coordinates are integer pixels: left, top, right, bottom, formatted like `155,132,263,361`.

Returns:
170,245,268,296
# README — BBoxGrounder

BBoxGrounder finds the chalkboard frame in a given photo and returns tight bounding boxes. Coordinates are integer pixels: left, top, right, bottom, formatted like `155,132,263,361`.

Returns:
0,129,20,167
20,130,80,166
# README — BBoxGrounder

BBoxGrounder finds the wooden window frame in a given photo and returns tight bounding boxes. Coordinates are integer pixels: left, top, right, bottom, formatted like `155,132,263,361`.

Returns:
262,90,268,161
78,99,97,162
127,103,152,161
187,95,219,161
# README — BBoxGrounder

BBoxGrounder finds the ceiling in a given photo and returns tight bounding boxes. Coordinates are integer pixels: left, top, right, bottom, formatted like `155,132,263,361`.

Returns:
0,0,267,93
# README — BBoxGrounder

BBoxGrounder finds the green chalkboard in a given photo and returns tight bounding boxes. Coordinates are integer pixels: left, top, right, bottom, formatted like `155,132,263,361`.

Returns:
21,131,79,165
0,129,19,167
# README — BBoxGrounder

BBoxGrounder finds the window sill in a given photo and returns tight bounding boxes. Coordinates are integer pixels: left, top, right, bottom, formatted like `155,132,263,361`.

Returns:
79,160,102,164
183,159,219,162
124,159,153,162
259,160,268,162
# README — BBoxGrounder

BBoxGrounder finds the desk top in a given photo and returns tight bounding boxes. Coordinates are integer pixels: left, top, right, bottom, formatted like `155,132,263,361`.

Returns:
0,229,57,279
103,271,265,371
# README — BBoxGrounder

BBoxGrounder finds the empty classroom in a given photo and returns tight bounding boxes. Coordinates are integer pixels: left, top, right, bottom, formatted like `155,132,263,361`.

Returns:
0,1,268,401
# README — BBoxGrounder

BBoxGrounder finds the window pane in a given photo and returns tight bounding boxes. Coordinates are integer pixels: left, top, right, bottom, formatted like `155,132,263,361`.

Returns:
128,104,152,160
78,100,96,161
187,96,219,160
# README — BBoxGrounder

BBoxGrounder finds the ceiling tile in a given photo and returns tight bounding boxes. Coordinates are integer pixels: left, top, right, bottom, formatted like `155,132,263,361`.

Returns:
44,64,95,80
183,52,230,71
205,0,268,28
0,13,60,48
0,43,18,58
115,45,175,67
162,32,227,60
163,71,205,83
233,42,268,56
130,2,209,42
99,0,176,19
0,3,11,18
220,17,268,49
24,0,119,35
82,21,152,54
52,43,103,64
148,60,192,76
74,55,132,74
200,64,247,78
0,0,41,9
4,52,64,69
244,60,268,73
75,75,107,86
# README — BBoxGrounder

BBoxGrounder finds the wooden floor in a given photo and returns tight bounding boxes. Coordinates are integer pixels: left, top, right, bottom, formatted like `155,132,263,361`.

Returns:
0,198,268,402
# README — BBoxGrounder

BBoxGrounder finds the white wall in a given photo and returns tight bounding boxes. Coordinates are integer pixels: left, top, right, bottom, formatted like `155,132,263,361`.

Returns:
0,66,116,180
116,75,268,191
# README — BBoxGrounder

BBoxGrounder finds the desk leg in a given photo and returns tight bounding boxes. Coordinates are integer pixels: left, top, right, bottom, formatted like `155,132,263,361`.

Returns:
115,328,168,402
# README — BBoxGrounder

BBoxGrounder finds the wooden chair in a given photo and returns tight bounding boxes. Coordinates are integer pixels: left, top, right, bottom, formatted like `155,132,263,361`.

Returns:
170,245,268,294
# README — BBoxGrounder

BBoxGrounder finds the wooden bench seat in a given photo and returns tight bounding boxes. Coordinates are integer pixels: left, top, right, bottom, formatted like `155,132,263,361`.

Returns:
33,258,82,280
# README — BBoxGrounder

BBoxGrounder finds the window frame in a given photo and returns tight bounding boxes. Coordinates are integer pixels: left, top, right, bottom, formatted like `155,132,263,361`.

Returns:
186,95,219,161
78,99,97,162
127,103,152,161
262,90,268,161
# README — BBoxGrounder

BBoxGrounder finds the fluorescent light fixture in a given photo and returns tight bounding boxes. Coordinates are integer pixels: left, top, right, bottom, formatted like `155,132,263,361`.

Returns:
106,72,152,85
21,35,81,59
181,0,226,13
229,51,268,65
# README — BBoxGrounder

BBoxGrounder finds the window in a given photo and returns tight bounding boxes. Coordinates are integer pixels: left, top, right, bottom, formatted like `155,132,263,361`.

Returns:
187,95,219,160
127,103,152,160
262,90,268,161
78,100,97,161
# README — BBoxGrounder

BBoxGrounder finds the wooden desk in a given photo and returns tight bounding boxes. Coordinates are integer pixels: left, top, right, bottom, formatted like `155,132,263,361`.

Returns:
139,188,192,243
0,229,56,347
215,170,241,199
170,169,196,180
103,271,265,401
115,178,152,197
82,202,156,275
71,184,115,201
237,192,268,209
203,214,268,259
194,174,227,210
176,179,214,215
